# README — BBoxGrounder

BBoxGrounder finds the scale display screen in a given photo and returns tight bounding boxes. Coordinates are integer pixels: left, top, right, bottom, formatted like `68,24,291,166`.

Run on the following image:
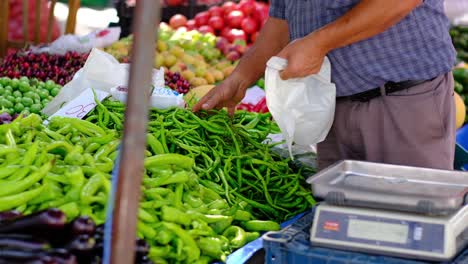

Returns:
347,219,408,244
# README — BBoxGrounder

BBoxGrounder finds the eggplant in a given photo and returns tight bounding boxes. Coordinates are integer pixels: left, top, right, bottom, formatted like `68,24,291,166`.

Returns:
0,211,22,222
43,249,77,264
135,239,149,260
94,225,104,236
0,209,66,237
0,234,49,250
65,235,95,263
0,247,41,261
68,217,96,238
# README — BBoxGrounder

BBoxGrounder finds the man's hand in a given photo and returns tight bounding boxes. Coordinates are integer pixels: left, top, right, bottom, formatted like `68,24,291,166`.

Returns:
277,34,329,80
192,76,247,115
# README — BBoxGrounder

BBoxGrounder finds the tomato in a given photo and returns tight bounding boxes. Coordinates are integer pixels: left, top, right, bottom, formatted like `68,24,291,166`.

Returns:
30,104,42,114
169,14,188,29
241,17,258,34
209,6,223,17
239,0,256,16
222,1,238,15
194,11,210,27
21,97,34,107
186,20,197,30
14,103,24,113
226,10,245,29
208,16,225,30
227,29,247,43
51,87,61,97
18,81,30,93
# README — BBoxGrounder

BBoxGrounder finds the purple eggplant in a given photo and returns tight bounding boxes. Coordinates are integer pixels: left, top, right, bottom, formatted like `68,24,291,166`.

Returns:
68,217,96,238
65,235,95,263
0,209,66,236
0,211,23,222
42,249,77,264
135,239,149,260
94,225,104,236
0,234,49,250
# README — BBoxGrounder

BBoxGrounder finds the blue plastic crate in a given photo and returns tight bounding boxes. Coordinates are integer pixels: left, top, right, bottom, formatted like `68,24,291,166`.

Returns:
263,208,468,264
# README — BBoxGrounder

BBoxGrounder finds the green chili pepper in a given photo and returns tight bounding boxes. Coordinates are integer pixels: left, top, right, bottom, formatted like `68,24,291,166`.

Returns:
7,166,31,181
137,221,157,239
59,202,80,220
234,210,252,221
80,174,104,204
223,226,247,248
0,165,21,179
245,231,260,243
5,129,16,147
198,237,227,261
0,185,44,211
0,162,51,197
85,143,101,153
243,220,280,232
162,222,200,263
144,154,194,170
161,206,191,226
139,207,158,223
143,171,189,187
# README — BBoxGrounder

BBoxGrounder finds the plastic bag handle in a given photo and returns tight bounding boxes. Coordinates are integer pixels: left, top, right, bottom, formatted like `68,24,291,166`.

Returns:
266,56,332,83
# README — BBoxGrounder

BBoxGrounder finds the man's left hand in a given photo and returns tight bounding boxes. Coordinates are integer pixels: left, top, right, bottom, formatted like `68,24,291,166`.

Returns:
276,34,329,80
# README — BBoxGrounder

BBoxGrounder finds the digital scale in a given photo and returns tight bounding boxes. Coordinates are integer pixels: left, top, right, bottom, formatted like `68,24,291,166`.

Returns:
306,160,468,262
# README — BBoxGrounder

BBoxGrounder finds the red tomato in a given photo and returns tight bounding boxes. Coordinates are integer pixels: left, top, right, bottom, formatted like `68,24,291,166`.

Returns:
241,17,257,34
226,10,245,29
169,14,188,29
194,11,210,27
250,31,259,43
239,0,256,16
166,0,184,6
227,28,247,43
198,25,215,35
221,27,232,39
222,1,238,15
186,19,197,30
208,6,223,17
208,16,224,31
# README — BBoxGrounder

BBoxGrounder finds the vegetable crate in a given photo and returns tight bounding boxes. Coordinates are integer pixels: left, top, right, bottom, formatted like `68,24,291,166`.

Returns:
263,208,468,264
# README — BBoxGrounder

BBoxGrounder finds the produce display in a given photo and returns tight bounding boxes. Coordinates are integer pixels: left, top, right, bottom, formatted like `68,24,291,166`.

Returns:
0,98,314,263
104,26,235,88
0,211,152,263
0,77,62,117
0,52,89,86
451,26,468,62
169,0,269,45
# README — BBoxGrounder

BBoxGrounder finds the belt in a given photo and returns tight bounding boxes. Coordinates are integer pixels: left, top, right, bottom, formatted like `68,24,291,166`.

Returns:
337,79,430,103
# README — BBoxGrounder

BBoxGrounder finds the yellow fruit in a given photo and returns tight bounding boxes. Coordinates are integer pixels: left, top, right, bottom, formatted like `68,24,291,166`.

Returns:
204,72,215,84
455,92,466,129
170,46,185,58
181,70,196,81
185,85,215,103
154,54,164,68
157,40,168,52
164,54,177,67
195,67,207,78
216,61,232,71
212,70,224,82
222,66,235,77
182,54,196,65
190,77,208,87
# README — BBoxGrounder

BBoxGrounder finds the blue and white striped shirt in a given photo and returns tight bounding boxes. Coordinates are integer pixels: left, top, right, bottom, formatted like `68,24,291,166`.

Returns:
269,0,457,96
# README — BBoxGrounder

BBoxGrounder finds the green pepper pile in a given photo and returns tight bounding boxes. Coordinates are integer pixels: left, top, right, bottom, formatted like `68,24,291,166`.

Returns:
0,77,61,116
86,99,316,222
0,113,296,263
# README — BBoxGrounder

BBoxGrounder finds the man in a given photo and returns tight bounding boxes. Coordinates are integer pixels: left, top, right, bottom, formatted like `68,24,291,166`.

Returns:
193,0,456,170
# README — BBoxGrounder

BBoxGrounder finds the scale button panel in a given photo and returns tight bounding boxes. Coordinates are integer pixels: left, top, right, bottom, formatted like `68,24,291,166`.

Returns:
314,210,445,253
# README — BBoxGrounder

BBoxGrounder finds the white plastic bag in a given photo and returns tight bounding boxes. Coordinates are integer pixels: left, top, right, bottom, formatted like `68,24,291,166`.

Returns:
265,56,336,158
42,48,165,116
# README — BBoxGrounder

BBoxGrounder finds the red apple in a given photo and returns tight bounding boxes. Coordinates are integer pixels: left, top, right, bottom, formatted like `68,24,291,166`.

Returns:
239,0,255,16
209,6,223,17
208,16,225,30
241,17,257,34
169,14,188,29
226,10,245,29
198,25,215,34
227,28,247,43
221,27,232,38
194,11,210,27
186,19,196,30
222,1,238,15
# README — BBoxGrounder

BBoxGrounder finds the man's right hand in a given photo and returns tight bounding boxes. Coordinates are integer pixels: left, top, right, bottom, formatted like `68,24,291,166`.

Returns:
192,76,247,115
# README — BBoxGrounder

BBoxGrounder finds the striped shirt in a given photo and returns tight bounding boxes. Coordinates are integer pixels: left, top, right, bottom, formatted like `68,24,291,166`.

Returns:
269,0,457,96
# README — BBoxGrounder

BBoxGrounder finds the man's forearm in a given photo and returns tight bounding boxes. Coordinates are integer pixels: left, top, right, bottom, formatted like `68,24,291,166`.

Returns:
230,17,289,89
311,0,422,53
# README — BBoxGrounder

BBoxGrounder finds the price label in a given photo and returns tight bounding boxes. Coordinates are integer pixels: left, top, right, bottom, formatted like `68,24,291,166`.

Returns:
47,88,110,121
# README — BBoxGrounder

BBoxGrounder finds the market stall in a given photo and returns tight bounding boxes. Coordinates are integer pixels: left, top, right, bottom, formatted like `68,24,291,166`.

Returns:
0,0,467,264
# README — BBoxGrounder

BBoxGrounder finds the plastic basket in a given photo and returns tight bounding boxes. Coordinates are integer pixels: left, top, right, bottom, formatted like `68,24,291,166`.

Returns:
263,208,468,264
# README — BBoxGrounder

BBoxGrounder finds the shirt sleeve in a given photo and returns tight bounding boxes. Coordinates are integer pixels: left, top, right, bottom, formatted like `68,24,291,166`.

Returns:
269,0,286,20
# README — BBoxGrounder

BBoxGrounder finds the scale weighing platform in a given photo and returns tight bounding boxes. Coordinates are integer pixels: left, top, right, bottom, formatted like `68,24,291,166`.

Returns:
306,160,468,262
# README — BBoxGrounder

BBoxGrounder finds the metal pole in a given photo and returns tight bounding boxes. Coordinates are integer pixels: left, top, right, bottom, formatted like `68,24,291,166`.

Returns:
109,0,160,263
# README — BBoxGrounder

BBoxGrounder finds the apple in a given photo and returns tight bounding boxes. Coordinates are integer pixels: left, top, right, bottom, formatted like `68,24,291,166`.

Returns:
227,28,247,43
222,1,238,15
239,0,255,16
194,11,210,27
169,14,187,29
198,25,215,35
241,17,257,34
221,27,232,39
208,16,224,30
216,37,229,50
209,6,223,17
186,19,196,30
226,10,245,29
